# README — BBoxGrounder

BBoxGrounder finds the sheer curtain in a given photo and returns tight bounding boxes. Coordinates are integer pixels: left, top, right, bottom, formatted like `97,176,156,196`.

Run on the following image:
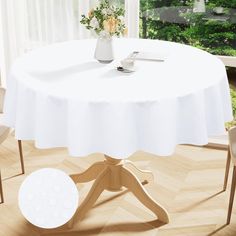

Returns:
0,0,139,86
0,0,96,86
125,0,139,38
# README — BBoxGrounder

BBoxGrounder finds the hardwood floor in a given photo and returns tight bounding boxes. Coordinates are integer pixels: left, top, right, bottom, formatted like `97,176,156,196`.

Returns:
0,133,236,236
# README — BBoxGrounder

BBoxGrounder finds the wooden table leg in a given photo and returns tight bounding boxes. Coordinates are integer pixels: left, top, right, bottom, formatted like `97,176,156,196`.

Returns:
121,166,169,223
70,161,105,184
68,167,110,228
124,160,154,184
68,155,169,228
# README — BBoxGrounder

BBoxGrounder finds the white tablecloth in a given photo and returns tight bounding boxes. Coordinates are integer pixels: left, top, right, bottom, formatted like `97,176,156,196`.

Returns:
3,39,233,158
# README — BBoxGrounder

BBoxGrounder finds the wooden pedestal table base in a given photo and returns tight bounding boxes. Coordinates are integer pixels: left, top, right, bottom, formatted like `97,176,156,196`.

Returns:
69,155,169,228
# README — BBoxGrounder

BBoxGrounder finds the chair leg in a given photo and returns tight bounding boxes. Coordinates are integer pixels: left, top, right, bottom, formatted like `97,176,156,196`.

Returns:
223,147,231,191
0,170,4,203
18,140,25,174
227,165,236,224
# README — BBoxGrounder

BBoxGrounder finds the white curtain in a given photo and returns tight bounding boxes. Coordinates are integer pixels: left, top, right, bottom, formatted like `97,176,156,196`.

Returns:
0,0,139,86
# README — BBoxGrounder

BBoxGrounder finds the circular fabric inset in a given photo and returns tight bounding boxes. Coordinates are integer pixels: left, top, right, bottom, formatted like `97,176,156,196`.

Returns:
18,168,79,229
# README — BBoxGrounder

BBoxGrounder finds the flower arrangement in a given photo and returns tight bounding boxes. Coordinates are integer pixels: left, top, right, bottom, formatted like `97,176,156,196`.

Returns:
80,0,127,38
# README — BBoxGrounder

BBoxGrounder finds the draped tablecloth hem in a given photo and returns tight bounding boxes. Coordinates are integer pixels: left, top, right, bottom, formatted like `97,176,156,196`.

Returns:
4,128,229,159
2,73,232,159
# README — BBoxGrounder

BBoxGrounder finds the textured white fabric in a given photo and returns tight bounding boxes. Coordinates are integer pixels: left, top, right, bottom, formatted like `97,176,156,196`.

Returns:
3,39,233,158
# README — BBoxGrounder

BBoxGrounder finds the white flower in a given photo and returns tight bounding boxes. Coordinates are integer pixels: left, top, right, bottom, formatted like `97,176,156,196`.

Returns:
102,8,113,15
90,17,99,29
118,15,124,23
106,8,113,15
102,9,107,15
99,30,110,38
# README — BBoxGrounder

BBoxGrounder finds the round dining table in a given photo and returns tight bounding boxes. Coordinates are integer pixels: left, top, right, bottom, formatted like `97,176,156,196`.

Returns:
3,38,233,226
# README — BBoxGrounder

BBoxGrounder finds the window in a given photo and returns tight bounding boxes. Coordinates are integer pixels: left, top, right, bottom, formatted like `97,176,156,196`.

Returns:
139,0,236,58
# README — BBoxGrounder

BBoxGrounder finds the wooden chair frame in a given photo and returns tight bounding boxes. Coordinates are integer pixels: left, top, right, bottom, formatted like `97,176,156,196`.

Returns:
0,87,25,203
0,170,3,203
0,140,24,203
223,128,236,224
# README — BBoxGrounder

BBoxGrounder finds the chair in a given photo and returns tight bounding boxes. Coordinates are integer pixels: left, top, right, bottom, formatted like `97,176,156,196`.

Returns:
224,126,236,224
0,87,24,203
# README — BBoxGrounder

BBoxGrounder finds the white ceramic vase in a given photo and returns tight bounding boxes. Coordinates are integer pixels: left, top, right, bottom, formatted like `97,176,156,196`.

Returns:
94,37,114,63
193,0,206,13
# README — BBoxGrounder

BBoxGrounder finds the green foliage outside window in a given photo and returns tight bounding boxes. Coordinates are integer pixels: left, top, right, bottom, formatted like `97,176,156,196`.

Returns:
140,0,236,56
